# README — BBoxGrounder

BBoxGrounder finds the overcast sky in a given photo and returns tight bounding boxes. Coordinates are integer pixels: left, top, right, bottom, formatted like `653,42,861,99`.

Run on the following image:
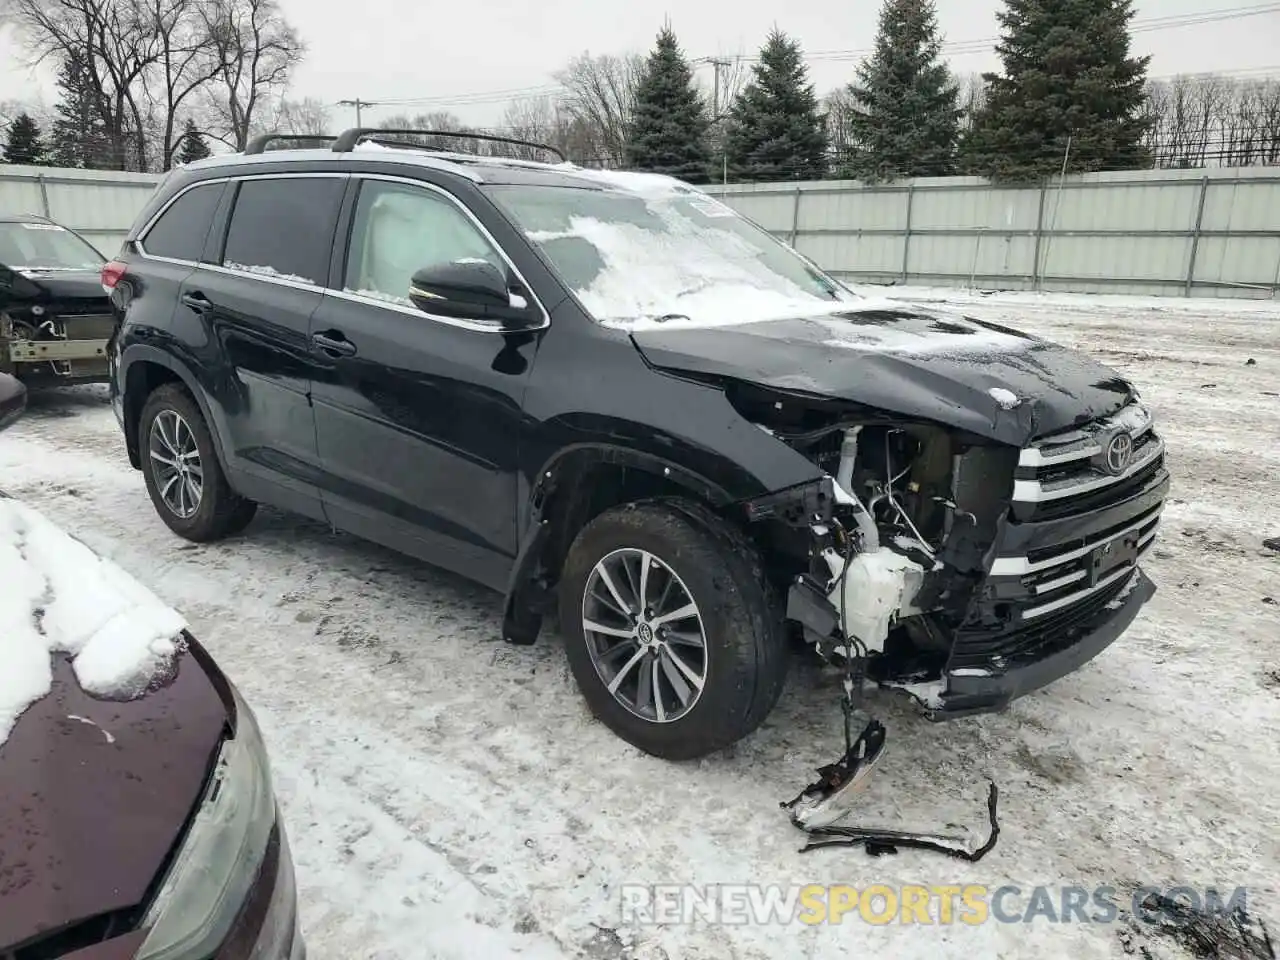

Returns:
2,0,1278,129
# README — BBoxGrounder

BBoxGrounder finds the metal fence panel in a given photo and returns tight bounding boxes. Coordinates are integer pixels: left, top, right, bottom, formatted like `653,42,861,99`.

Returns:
4,164,1279,298
0,165,162,257
707,166,1280,298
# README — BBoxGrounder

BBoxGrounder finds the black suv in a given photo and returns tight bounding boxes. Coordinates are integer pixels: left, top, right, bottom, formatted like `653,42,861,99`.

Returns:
107,129,1169,763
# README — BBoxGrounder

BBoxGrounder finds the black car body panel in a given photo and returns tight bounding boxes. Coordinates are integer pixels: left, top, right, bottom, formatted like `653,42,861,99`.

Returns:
109,143,1168,725
629,310,1137,447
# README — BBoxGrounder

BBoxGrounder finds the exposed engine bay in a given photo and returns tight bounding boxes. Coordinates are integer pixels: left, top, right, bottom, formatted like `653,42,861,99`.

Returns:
0,302,114,385
734,385,1023,844
734,383,1015,674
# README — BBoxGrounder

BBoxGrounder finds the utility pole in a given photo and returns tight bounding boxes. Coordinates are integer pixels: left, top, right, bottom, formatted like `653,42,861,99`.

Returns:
709,58,730,117
709,58,731,185
338,98,378,126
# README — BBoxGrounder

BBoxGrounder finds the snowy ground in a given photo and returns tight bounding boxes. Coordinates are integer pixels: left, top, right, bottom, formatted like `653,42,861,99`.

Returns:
2,290,1279,960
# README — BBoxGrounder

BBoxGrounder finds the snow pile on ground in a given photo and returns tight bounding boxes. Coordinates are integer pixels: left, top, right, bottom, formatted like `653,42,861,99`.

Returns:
0,496,186,745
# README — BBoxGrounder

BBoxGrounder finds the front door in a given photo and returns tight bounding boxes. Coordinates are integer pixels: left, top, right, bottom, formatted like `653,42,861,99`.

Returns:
310,176,541,590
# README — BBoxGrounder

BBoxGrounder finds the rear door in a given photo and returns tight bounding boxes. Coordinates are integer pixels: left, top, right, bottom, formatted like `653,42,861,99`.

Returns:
175,174,346,517
113,180,226,422
308,174,543,590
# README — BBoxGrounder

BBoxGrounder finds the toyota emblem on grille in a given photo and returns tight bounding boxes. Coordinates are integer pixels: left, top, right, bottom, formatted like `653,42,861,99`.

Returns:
1105,432,1134,475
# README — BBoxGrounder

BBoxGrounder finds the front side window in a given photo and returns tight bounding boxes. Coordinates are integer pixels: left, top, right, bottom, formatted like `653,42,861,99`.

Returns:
0,220,104,271
139,182,225,263
483,181,858,327
343,180,504,308
221,177,345,286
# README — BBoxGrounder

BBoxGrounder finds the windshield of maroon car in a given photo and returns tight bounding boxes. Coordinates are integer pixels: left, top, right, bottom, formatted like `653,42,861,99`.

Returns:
0,221,104,271
483,183,860,327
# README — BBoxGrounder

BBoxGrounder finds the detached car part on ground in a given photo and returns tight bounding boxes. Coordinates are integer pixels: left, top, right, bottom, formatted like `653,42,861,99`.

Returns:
0,215,113,387
105,130,1169,831
0,372,304,960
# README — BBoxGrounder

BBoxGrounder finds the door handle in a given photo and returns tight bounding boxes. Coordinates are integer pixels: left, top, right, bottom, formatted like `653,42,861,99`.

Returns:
181,291,212,312
311,331,357,357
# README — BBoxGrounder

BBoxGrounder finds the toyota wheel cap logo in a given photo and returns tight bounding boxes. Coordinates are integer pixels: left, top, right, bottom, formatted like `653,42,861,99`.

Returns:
1105,433,1134,474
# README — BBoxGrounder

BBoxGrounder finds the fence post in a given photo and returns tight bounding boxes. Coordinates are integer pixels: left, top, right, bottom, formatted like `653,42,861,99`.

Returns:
901,183,915,284
789,184,802,247
969,228,986,291
1185,175,1210,298
1031,183,1048,290
36,174,52,217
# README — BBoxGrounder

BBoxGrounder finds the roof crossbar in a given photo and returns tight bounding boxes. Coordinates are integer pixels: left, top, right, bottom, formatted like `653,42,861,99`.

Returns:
330,127,566,162
244,133,338,155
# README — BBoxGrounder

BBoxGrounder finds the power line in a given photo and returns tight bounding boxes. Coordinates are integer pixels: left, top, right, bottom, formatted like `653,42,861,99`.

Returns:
336,2,1280,112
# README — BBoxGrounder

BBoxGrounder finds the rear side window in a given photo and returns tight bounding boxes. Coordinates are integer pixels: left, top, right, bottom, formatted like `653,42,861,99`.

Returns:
140,182,224,262
221,177,345,286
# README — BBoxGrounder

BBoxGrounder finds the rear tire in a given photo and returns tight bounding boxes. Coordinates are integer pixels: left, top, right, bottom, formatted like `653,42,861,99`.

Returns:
558,498,788,760
139,384,256,542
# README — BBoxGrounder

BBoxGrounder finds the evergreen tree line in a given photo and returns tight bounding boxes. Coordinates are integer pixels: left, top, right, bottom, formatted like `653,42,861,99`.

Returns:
605,0,1156,184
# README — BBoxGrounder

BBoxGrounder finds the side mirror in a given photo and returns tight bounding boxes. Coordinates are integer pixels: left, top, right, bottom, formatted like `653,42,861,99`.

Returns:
408,260,538,329
0,372,27,433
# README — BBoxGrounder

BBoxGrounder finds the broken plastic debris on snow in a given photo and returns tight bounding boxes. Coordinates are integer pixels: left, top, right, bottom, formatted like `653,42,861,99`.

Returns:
0,497,187,746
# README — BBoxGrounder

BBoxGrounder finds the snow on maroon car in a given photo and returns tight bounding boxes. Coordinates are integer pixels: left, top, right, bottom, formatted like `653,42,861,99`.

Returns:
0,373,304,960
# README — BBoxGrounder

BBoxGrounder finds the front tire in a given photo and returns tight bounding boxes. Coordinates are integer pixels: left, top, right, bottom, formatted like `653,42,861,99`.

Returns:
558,499,788,760
139,384,256,542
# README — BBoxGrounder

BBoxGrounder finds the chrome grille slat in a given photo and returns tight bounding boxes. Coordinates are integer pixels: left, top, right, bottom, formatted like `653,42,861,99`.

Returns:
1018,402,1154,470
989,504,1163,576
1013,433,1164,503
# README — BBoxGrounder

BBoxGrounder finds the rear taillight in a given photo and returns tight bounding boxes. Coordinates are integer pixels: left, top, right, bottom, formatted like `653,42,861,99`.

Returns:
101,260,127,295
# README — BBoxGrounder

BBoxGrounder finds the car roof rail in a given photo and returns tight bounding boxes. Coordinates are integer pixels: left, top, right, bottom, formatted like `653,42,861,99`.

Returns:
244,133,338,155
330,127,567,163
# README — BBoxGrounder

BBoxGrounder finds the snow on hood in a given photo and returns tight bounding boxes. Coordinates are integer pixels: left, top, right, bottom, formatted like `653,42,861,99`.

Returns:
0,497,186,747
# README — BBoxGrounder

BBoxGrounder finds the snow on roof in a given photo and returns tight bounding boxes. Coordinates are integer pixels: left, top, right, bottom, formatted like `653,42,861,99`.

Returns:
0,497,187,746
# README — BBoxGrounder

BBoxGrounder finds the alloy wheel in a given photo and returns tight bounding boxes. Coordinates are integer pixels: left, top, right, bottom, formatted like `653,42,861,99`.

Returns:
148,409,203,519
581,547,708,723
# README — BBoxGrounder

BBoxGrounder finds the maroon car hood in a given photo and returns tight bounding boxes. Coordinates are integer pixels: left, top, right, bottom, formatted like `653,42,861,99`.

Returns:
0,650,227,953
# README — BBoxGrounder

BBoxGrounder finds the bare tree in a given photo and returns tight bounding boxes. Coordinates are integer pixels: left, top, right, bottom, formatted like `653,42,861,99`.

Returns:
824,87,856,172
199,0,303,150
6,0,162,169
140,0,222,169
1144,74,1280,169
554,52,641,167
377,110,478,150
267,96,331,136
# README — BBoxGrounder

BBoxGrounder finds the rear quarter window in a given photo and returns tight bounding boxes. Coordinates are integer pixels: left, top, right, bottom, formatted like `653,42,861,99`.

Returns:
140,182,225,262
220,177,346,286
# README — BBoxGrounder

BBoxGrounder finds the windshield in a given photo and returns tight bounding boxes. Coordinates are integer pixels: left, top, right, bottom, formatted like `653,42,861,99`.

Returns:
0,221,104,272
483,181,860,327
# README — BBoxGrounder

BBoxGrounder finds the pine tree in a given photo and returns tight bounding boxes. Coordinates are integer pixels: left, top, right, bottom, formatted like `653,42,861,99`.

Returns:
50,51,110,169
845,0,960,181
178,119,213,164
3,113,48,165
624,25,712,182
969,0,1153,182
723,29,829,182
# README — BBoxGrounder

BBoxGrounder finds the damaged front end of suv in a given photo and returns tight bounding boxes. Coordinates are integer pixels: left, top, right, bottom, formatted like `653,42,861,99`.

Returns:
631,308,1171,827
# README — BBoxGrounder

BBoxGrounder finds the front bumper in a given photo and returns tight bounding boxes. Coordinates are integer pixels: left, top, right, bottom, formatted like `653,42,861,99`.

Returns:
219,815,306,960
786,462,1168,720
894,567,1155,719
